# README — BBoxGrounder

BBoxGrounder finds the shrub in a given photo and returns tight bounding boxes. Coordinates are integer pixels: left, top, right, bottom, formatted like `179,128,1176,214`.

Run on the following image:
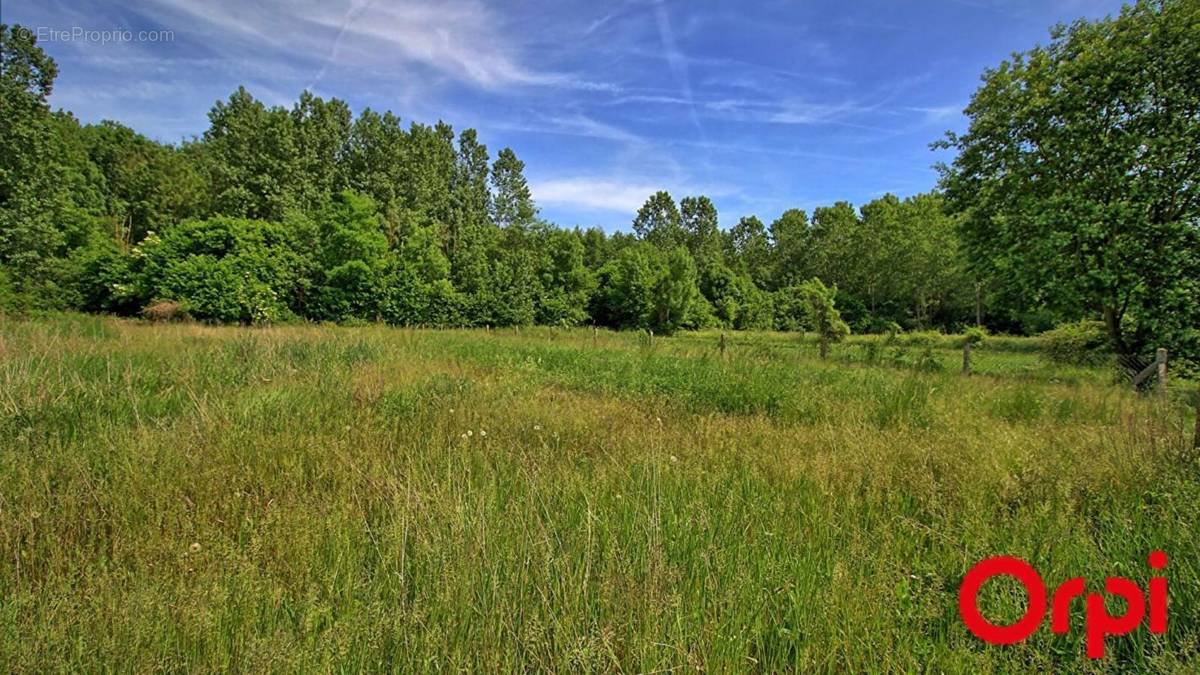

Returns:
1040,320,1111,365
132,218,307,323
963,325,988,347
916,345,943,372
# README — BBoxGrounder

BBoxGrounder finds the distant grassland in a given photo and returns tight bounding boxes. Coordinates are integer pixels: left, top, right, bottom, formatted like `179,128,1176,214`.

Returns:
1,315,1198,672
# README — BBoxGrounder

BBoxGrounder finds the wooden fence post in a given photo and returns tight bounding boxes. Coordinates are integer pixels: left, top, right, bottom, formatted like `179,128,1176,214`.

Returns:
719,333,727,358
1193,394,1199,455
962,340,972,375
1157,348,1168,396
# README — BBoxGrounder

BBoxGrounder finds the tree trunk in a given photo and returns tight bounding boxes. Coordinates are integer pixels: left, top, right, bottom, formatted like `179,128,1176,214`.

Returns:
974,281,983,327
819,334,829,359
1102,305,1128,357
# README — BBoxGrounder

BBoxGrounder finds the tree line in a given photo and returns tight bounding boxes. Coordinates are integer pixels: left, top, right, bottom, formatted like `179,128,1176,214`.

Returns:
0,23,973,335
1,0,1197,364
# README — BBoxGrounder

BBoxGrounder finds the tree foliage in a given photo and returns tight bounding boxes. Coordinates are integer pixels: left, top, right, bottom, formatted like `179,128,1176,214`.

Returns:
937,0,1200,359
3,11,1194,360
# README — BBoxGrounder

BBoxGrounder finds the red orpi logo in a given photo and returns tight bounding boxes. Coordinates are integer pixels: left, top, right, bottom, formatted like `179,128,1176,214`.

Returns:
959,552,1167,658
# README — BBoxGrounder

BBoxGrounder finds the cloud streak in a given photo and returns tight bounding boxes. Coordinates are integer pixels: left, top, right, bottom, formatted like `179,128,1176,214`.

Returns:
531,175,736,217
136,0,612,93
652,0,704,140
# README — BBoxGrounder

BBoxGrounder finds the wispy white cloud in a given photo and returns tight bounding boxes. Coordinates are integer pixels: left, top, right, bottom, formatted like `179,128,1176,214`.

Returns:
652,0,704,139
531,175,736,216
906,105,964,124
136,0,613,93
493,112,646,146
531,178,665,213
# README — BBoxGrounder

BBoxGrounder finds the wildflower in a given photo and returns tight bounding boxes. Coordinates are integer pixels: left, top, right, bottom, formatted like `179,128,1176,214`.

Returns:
533,424,542,431
670,455,679,463
655,417,662,425
189,542,201,553
480,430,487,437
343,425,351,432
467,430,473,437
460,433,468,439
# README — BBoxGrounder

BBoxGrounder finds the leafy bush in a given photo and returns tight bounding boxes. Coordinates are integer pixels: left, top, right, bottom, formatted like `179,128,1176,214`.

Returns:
131,218,308,323
379,272,465,327
1040,320,1111,365
963,325,988,347
916,345,943,372
67,234,138,314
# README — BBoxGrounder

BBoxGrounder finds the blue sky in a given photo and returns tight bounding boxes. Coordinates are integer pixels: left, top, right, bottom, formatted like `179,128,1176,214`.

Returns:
5,0,1128,231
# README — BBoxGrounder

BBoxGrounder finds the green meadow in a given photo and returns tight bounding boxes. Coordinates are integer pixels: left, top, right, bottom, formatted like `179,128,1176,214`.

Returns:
1,315,1197,672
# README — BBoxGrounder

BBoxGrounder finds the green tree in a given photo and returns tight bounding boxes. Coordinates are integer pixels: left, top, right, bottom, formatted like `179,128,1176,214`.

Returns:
807,202,859,289
491,147,536,230
632,191,684,249
728,215,771,287
290,91,351,214
0,26,105,306
652,246,703,334
343,109,409,242
534,227,595,326
797,278,850,358
592,243,661,329
448,128,495,297
0,24,63,281
680,195,720,261
380,221,463,327
937,0,1200,359
768,208,811,290
313,191,390,321
202,87,300,220
401,122,456,231
81,120,204,244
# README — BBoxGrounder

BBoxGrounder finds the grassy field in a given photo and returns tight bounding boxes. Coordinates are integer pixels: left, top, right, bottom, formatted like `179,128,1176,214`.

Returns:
2,315,1198,672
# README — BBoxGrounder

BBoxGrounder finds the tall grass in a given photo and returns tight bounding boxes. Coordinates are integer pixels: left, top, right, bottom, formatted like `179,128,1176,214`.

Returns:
1,315,1197,671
